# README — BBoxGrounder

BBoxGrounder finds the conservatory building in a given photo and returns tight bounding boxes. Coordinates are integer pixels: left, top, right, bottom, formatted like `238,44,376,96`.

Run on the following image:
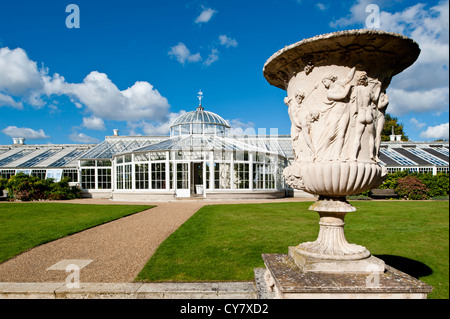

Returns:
1,97,448,201
79,104,289,201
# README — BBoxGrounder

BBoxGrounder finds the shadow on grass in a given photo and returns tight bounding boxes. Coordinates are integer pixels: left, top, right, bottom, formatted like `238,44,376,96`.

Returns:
375,255,432,278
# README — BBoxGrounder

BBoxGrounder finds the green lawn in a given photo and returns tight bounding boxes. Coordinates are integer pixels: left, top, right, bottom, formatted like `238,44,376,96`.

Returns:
135,201,449,299
0,203,153,263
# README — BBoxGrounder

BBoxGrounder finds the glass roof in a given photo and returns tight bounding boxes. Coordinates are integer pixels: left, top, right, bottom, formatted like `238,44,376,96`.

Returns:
80,137,167,160
172,108,230,127
379,148,418,166
0,149,35,167
0,145,94,168
116,135,286,157
405,148,448,166
47,149,87,167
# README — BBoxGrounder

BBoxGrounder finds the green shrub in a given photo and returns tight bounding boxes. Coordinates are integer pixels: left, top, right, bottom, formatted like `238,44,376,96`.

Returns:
0,178,7,195
395,175,430,200
378,171,449,200
378,170,409,189
416,173,449,198
5,173,81,201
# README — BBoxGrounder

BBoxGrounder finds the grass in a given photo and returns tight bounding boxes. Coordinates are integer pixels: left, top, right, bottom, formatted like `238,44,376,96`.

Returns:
0,203,153,263
135,201,449,299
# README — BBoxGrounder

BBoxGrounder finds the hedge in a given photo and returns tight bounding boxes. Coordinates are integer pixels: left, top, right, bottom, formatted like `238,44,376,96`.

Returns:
378,171,449,200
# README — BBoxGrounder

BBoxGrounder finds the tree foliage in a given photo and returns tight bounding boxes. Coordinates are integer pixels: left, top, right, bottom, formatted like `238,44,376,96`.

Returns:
381,113,409,141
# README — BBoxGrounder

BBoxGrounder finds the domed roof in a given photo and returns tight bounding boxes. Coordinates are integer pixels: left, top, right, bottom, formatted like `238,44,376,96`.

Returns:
170,91,230,137
172,107,230,127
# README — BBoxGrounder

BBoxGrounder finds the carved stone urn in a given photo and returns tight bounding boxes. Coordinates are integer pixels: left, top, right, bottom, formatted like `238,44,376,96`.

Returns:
264,30,420,273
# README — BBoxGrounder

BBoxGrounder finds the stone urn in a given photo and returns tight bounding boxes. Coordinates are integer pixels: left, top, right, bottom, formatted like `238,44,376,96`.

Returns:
263,30,420,272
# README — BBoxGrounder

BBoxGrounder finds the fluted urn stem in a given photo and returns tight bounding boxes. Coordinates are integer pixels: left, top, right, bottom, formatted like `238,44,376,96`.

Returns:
296,197,370,260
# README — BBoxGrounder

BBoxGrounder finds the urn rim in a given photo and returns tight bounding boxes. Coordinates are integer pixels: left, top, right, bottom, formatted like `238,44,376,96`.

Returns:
263,29,420,90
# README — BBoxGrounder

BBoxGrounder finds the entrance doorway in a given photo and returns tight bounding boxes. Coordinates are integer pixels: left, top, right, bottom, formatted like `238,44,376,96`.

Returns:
175,162,190,198
192,162,204,196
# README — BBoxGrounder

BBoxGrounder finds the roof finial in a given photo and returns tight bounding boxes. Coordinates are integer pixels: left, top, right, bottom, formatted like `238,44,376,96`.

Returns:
197,90,204,110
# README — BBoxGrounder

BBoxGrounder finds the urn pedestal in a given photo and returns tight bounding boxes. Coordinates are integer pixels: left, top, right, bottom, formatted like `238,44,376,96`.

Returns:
258,30,432,299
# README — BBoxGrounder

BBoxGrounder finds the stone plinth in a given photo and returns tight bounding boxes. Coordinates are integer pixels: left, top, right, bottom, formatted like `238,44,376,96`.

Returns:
261,254,432,299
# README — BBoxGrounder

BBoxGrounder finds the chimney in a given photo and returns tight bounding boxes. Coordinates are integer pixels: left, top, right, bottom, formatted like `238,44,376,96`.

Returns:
12,138,18,145
113,129,119,136
389,126,396,141
18,138,25,145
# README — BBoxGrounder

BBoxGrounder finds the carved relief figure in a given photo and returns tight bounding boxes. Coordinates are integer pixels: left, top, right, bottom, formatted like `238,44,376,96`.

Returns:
285,90,316,161
284,96,301,160
374,91,389,162
315,67,355,161
349,72,381,161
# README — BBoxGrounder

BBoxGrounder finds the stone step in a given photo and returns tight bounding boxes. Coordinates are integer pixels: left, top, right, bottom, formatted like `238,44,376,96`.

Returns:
0,281,257,299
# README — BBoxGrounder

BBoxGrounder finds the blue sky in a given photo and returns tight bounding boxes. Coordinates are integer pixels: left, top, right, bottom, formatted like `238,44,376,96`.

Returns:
0,0,448,145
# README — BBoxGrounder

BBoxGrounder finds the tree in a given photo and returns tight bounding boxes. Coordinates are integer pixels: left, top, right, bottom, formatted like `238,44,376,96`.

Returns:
381,113,409,141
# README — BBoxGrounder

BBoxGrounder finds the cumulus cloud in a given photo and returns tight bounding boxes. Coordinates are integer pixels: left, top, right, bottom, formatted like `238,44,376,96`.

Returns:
1,126,49,140
330,0,373,28
330,0,449,124
69,132,100,144
219,35,238,48
43,71,170,122
410,117,426,130
420,123,449,140
0,44,175,140
168,42,202,64
0,47,43,96
387,87,449,116
129,111,186,135
195,6,217,24
204,48,219,66
82,116,106,131
0,92,22,109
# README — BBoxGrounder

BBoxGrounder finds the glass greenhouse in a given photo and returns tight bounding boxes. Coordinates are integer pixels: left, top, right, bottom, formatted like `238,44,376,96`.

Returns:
0,96,448,200
81,104,290,200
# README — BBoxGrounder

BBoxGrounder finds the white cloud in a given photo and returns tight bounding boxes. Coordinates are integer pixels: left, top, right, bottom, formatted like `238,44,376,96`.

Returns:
0,47,43,96
168,42,202,64
69,132,100,144
331,1,449,120
195,6,217,24
219,35,238,48
316,3,329,11
387,87,449,116
204,48,219,66
420,123,449,140
410,117,426,130
227,119,256,136
82,116,105,131
0,92,22,109
0,44,176,140
129,111,186,135
330,0,373,28
44,71,171,122
1,126,49,140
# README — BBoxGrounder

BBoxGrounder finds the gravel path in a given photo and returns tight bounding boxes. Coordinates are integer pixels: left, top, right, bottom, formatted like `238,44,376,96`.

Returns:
0,198,315,283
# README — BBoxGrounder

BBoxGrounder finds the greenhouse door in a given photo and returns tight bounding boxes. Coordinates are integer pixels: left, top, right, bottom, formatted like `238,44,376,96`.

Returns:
175,162,190,198
191,162,205,196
